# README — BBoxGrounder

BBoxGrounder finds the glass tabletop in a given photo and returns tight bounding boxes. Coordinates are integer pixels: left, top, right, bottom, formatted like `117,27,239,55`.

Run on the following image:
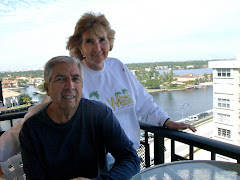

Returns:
131,160,240,180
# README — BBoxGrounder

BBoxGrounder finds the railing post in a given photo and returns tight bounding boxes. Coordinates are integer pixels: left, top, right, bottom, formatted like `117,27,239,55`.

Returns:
154,135,164,165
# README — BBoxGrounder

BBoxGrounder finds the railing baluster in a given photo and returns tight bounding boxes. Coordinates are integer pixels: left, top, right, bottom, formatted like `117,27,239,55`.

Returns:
190,145,194,160
10,119,13,127
211,152,216,160
144,131,150,168
154,135,164,165
171,139,175,162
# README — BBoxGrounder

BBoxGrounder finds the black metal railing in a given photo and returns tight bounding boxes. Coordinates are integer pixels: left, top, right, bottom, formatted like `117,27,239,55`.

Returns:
0,112,27,135
1,112,240,170
139,121,240,168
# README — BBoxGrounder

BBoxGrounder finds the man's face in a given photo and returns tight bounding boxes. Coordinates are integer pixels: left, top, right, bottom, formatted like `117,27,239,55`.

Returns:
44,62,83,111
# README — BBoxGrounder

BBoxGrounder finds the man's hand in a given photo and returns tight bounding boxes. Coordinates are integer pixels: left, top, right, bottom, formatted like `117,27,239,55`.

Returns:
0,165,5,178
165,119,197,132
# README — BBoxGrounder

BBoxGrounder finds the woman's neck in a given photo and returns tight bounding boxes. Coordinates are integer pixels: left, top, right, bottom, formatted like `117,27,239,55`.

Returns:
85,59,104,71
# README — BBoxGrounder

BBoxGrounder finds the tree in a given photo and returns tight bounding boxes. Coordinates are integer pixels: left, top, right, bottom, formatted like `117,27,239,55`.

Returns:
145,79,160,89
20,93,32,104
37,83,45,92
163,69,174,85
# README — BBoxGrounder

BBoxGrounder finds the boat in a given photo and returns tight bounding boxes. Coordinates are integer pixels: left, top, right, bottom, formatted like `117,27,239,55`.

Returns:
36,91,46,95
31,98,39,104
32,91,38,95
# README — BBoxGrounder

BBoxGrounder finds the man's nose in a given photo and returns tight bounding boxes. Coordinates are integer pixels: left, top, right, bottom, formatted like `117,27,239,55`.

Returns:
65,79,75,89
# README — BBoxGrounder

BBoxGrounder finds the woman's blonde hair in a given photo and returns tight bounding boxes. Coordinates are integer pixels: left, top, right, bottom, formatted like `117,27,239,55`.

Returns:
66,12,116,60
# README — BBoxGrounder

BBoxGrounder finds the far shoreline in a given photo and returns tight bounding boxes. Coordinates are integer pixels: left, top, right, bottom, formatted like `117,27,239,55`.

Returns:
147,83,213,95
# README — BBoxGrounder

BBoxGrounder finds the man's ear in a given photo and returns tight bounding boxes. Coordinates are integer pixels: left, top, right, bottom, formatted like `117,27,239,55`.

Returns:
44,83,50,96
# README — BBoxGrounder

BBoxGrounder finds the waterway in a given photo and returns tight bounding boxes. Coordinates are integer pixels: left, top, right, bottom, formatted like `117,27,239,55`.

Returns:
19,85,45,104
152,86,213,121
0,68,213,130
158,68,212,76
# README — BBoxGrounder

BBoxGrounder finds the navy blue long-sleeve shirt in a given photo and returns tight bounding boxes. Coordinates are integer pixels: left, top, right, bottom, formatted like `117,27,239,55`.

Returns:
19,98,140,180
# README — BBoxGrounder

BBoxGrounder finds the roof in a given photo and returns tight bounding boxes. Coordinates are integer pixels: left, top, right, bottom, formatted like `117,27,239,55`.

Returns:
3,89,21,98
177,73,199,78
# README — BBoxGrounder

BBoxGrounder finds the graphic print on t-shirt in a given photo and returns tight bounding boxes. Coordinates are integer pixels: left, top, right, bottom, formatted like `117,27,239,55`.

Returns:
89,89,134,111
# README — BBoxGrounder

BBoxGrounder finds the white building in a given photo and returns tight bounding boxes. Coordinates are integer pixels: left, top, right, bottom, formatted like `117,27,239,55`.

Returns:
208,56,240,146
2,89,21,108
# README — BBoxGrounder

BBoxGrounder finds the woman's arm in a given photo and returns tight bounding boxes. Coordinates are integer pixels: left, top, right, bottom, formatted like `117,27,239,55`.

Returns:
0,96,51,162
124,65,196,132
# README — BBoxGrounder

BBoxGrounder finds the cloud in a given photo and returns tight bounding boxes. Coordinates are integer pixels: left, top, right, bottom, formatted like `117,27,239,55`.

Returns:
0,0,240,71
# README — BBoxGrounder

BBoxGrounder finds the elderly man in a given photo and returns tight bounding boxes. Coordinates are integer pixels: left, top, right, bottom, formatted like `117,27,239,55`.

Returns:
19,56,140,180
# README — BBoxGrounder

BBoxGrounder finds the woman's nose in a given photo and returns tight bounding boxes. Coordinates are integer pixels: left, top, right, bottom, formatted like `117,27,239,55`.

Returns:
93,42,101,51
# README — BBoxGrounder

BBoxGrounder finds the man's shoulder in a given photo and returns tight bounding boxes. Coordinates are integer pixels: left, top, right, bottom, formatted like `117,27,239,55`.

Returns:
81,98,107,109
23,109,46,127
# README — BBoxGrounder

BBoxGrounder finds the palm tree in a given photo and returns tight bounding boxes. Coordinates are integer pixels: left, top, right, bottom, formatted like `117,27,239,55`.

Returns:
115,92,122,97
89,91,100,100
122,89,128,94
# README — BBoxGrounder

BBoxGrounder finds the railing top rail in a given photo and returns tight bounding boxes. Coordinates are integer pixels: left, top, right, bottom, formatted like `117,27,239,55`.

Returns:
0,112,27,121
139,121,240,160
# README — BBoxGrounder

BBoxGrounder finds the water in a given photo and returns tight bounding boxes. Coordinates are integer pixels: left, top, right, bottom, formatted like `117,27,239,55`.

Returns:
19,85,45,103
152,86,213,121
0,85,45,131
0,69,213,130
158,68,212,76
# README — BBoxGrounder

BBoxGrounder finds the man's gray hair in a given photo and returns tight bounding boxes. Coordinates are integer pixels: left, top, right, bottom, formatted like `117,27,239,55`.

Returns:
44,56,82,83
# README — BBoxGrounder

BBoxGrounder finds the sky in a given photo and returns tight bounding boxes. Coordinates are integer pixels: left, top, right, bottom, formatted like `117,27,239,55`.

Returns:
0,0,240,72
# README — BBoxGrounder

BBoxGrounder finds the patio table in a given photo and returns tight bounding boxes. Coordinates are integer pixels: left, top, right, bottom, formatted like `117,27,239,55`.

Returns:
131,160,240,180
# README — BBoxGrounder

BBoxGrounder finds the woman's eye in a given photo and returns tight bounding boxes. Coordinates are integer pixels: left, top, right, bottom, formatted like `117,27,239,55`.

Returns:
86,39,93,43
100,38,105,42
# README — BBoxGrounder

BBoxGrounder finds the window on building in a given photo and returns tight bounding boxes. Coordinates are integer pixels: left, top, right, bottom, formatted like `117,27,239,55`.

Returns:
218,128,231,138
217,113,231,124
218,98,230,108
217,68,231,77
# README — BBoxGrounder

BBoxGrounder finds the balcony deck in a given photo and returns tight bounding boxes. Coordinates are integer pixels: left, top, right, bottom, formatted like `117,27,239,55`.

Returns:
1,112,240,179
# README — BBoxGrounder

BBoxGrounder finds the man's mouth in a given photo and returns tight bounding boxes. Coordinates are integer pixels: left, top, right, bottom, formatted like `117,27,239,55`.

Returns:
63,95,75,99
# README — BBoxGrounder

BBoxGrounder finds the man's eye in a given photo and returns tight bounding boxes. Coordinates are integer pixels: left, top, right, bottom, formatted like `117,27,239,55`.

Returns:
73,77,82,82
56,78,64,81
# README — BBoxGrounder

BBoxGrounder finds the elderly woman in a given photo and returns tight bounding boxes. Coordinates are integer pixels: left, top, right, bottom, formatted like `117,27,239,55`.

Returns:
66,12,196,148
0,12,196,170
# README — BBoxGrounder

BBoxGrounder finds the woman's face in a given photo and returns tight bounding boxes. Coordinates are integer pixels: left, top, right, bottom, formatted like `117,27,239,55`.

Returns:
80,28,110,70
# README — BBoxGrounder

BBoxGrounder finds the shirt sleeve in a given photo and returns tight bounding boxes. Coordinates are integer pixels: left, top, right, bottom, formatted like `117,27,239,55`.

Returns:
94,106,140,180
124,65,169,126
19,121,46,180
